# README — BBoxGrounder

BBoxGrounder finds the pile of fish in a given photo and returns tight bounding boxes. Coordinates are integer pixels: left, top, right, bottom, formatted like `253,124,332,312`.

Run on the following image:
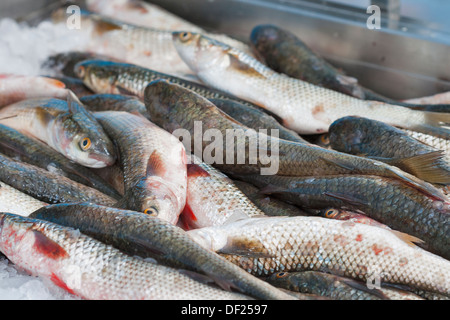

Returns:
0,0,449,300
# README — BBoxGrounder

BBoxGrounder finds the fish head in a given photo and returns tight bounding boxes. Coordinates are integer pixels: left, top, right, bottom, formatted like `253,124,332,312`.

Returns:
143,79,187,130
249,24,284,52
74,60,121,94
54,92,117,168
129,177,183,225
172,31,230,74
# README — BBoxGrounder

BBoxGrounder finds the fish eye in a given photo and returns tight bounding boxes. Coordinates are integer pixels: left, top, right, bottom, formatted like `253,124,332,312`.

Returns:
320,134,330,144
76,65,85,78
324,208,338,218
144,207,158,216
276,272,288,278
80,137,92,150
179,32,192,42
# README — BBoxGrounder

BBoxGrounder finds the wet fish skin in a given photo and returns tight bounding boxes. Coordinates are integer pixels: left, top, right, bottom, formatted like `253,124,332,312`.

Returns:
0,123,121,200
232,179,309,217
242,173,450,259
94,111,187,224
187,216,450,296
0,152,116,206
172,32,450,136
143,79,447,201
0,181,48,216
0,212,253,300
266,271,423,300
0,74,69,107
209,98,308,144
80,93,150,119
181,154,263,230
73,59,262,111
328,116,450,185
0,93,116,168
403,129,450,162
29,202,295,300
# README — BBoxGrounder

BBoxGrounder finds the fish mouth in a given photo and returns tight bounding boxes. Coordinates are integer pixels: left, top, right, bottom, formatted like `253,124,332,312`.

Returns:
84,152,116,168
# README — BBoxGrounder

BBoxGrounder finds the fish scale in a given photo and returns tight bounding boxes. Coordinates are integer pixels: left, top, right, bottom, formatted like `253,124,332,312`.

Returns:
0,212,253,300
187,216,450,297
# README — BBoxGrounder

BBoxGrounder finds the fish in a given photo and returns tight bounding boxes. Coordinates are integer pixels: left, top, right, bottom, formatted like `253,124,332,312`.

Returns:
0,152,117,206
90,163,125,196
29,202,295,300
187,216,450,296
52,9,198,81
172,32,450,136
84,0,253,55
143,79,447,201
266,271,424,300
73,59,263,112
0,212,254,300
46,76,94,97
209,98,309,144
249,24,450,114
402,129,450,162
180,154,262,230
232,179,309,217
328,116,450,185
0,74,69,107
0,181,48,216
239,173,450,259
94,111,187,224
403,91,450,105
0,92,116,168
250,24,372,100
0,123,121,199
80,93,150,119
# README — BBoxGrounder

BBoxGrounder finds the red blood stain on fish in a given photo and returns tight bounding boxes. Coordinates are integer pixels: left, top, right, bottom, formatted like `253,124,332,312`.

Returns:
182,203,197,222
333,235,349,246
371,244,383,255
50,273,75,295
32,230,68,259
312,104,324,116
355,234,363,242
399,257,408,267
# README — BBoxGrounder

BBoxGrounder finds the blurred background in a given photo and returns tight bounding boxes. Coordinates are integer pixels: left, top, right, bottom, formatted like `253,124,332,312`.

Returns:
1,0,450,99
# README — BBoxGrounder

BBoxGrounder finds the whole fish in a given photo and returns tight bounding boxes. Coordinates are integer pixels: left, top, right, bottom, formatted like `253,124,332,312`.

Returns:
232,179,309,217
85,0,253,55
0,152,116,206
328,116,450,185
52,9,197,81
94,111,187,224
74,59,262,111
187,216,450,296
80,93,150,119
29,202,295,300
0,123,121,199
0,212,253,300
240,173,450,259
209,98,308,144
0,92,116,168
172,32,450,135
0,181,48,216
266,271,423,300
143,79,447,201
0,74,69,107
181,154,262,230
